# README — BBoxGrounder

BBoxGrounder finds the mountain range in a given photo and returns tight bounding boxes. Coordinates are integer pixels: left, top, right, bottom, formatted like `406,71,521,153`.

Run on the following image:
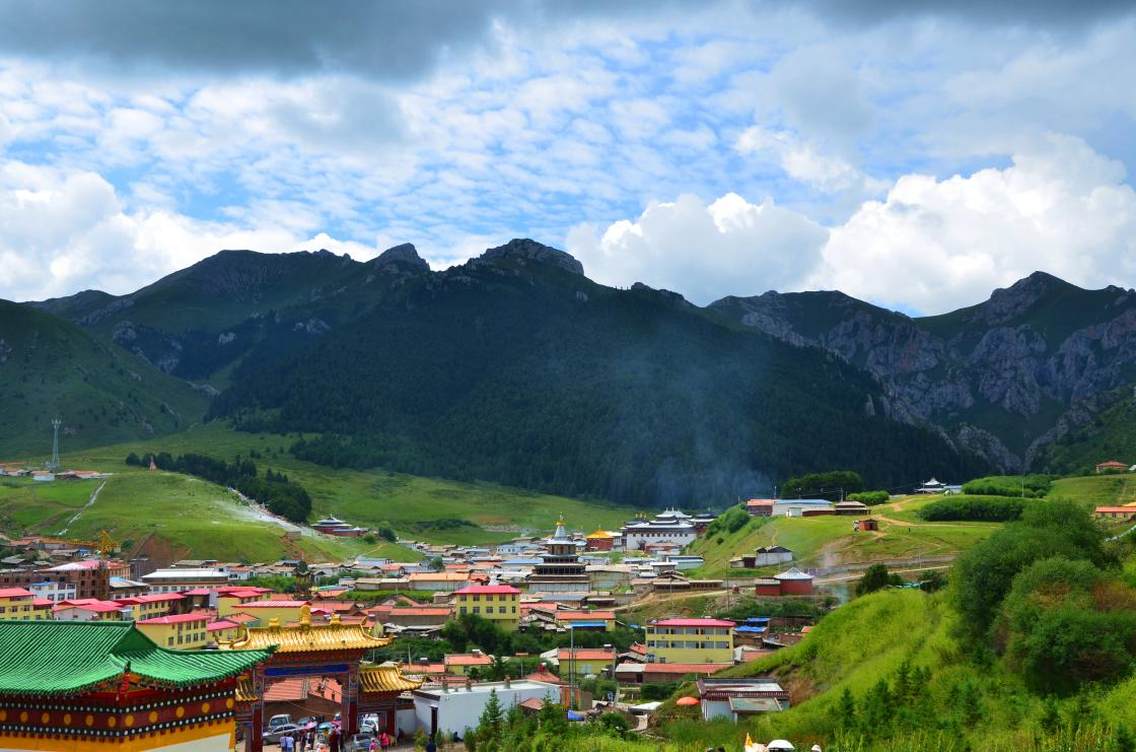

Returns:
6,239,1134,504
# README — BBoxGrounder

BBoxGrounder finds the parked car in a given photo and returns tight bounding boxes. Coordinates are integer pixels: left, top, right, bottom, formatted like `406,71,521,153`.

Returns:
348,733,375,751
268,714,293,731
262,724,302,745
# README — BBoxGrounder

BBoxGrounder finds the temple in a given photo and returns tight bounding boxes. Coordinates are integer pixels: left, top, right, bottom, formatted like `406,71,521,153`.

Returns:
223,606,422,751
526,517,589,594
0,620,271,751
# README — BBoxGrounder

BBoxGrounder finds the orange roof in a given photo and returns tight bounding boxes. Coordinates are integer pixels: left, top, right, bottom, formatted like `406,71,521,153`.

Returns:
444,653,493,666
585,530,613,539
1096,506,1136,514
408,572,470,582
0,588,34,599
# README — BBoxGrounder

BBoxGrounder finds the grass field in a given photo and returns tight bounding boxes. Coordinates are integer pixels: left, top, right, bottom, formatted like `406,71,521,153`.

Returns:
0,471,403,563
689,497,999,577
40,422,638,546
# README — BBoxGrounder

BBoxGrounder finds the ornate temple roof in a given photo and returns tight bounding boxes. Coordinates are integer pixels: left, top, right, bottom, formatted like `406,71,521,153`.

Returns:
360,662,425,693
0,621,271,696
222,613,392,654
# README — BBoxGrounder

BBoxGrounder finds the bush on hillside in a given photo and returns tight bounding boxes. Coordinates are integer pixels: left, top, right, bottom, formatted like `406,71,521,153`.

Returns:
706,505,751,536
1000,557,1136,694
961,474,1053,498
917,496,1025,522
848,490,890,505
951,500,1113,644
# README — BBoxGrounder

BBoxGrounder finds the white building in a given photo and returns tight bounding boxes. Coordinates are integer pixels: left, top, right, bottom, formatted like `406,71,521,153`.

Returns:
620,509,698,551
412,680,560,737
141,568,230,593
27,579,77,603
753,546,794,567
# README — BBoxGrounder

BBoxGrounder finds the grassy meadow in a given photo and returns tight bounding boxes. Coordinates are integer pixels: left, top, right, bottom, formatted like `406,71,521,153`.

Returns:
30,422,637,546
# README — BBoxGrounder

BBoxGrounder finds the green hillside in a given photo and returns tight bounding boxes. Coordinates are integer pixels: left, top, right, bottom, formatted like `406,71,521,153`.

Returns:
0,299,208,458
689,496,999,578
0,472,402,563
51,422,636,545
1036,394,1136,474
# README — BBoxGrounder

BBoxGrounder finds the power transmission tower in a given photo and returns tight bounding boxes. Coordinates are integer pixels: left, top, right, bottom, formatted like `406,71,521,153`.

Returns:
48,418,62,471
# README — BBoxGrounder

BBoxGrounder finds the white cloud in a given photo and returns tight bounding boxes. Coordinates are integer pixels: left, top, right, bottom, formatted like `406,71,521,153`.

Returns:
809,134,1136,312
736,125,884,195
0,162,379,301
566,192,829,304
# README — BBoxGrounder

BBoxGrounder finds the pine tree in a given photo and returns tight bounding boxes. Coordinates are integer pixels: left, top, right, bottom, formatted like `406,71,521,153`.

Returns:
476,689,504,751
837,687,857,731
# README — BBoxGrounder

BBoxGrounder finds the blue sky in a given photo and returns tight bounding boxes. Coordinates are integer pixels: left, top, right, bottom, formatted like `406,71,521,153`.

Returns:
1,0,1135,314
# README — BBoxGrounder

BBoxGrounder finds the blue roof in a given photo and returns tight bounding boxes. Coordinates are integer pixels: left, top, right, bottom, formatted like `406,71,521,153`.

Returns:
735,626,767,634
567,621,607,628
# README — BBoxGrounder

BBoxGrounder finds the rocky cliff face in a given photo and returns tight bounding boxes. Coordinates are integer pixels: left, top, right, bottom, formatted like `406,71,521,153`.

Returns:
710,273,1136,471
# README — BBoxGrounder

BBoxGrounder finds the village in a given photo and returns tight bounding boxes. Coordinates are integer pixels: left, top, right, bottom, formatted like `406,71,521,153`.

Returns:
3,459,1136,752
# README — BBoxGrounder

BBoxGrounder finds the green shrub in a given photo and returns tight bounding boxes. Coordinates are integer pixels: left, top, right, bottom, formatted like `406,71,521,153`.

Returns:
961,474,1053,497
848,490,890,505
917,496,1025,521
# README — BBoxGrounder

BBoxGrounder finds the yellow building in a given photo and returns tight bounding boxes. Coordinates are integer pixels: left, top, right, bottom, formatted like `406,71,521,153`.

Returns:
116,592,185,621
136,611,211,649
230,598,309,627
0,587,51,620
452,584,521,630
644,617,735,664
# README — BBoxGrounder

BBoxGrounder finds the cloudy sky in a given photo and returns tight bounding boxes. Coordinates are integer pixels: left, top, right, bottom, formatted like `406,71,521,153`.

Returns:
2,0,1135,314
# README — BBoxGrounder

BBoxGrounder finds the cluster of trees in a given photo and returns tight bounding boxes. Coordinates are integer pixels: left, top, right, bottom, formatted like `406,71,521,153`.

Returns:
832,661,976,745
961,474,1054,498
952,500,1133,694
847,490,889,505
374,613,642,667
782,470,864,501
462,688,626,752
125,450,312,522
917,496,1025,522
704,505,752,537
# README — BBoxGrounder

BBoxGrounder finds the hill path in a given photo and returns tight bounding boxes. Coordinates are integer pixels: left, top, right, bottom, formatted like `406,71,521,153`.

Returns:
57,479,106,536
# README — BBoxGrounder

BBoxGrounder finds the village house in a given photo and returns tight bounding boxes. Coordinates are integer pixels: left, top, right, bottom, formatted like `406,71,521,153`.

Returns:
644,617,735,664
136,610,211,649
0,587,52,620
452,583,521,630
697,677,790,722
1096,460,1130,474
443,650,494,675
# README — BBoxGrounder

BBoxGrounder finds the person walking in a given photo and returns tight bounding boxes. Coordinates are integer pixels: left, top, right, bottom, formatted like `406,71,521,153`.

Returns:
379,731,391,750
328,727,341,752
280,733,295,752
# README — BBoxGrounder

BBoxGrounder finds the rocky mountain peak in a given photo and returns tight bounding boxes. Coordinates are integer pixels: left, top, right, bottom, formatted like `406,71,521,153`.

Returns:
372,243,429,273
478,238,584,275
979,271,1078,324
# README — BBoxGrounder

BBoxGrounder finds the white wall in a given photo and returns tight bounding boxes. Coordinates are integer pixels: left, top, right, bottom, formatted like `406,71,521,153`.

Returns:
414,683,559,737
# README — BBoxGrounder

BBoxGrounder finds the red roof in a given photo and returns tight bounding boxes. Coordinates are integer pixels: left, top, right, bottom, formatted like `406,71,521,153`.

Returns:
137,612,210,625
557,648,616,661
454,584,521,595
519,698,546,711
390,607,453,616
236,599,309,608
444,653,493,666
206,619,239,631
31,598,53,608
55,600,123,613
643,663,732,674
1095,506,1136,514
182,588,214,596
652,618,735,628
556,610,615,621
0,588,34,599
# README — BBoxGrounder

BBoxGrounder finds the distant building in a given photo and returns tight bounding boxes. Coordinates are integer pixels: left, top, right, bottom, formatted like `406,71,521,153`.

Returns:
453,584,521,630
1095,506,1136,519
834,500,870,515
584,530,615,551
136,611,211,650
916,478,948,494
312,516,369,536
697,677,790,722
754,567,815,597
1096,460,1130,474
527,518,590,593
0,588,51,620
745,499,775,517
412,679,561,738
621,509,698,550
754,546,794,567
141,567,230,592
644,617,735,664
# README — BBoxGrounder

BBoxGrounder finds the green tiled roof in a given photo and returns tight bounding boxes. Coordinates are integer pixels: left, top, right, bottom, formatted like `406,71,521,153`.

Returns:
0,621,272,696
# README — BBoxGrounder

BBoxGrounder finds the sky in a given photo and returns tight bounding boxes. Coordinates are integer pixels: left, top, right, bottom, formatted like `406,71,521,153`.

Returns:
1,1,1136,315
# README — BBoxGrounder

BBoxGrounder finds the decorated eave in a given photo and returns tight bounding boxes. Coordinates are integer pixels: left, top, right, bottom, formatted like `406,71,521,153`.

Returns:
0,621,273,698
221,609,392,654
359,662,425,694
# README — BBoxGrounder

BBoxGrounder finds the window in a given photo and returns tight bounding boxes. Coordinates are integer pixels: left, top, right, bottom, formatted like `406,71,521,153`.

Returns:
473,607,480,615
459,607,467,615
168,637,174,646
498,606,506,614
